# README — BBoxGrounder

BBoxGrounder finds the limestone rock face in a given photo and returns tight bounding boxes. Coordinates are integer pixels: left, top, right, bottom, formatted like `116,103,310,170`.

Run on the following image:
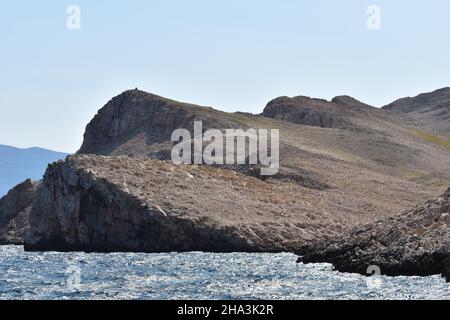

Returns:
25,155,332,252
0,179,39,245
298,188,450,282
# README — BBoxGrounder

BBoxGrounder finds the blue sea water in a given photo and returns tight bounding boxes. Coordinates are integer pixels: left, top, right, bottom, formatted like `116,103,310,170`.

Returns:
0,246,448,300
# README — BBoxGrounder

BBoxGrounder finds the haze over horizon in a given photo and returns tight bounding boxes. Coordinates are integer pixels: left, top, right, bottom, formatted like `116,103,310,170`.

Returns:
1,0,450,153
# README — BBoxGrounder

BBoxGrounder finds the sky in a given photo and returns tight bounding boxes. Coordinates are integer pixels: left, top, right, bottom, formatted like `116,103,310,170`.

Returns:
1,0,450,153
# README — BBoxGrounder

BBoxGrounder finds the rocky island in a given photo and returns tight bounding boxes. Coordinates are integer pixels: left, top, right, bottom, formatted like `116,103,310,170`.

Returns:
1,88,449,282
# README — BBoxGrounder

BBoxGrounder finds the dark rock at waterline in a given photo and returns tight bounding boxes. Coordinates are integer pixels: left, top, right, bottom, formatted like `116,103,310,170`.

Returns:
297,188,450,282
0,179,40,245
444,260,450,282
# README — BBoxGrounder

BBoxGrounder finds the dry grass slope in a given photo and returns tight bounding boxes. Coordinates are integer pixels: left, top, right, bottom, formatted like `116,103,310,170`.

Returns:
415,130,450,150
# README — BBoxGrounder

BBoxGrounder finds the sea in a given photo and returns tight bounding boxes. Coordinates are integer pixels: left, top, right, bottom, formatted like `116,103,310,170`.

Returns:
0,246,448,300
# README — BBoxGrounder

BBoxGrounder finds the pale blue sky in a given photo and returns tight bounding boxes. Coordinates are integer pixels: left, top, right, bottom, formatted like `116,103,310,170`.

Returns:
1,0,449,153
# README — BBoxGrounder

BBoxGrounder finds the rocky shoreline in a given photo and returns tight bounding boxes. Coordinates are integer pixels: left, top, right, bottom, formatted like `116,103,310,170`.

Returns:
297,188,450,282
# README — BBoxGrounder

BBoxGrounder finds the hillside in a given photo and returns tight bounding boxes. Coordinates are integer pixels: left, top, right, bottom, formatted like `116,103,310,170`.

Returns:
78,89,450,200
383,87,450,135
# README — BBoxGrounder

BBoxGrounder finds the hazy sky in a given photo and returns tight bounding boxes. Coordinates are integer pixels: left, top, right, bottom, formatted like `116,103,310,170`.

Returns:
1,0,450,153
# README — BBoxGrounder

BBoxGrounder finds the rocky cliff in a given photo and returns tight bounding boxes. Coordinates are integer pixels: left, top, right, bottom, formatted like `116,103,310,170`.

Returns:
25,155,326,252
298,188,450,282
0,179,39,245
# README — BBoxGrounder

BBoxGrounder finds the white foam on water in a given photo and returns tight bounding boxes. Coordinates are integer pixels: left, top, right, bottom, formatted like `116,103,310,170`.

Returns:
0,246,448,300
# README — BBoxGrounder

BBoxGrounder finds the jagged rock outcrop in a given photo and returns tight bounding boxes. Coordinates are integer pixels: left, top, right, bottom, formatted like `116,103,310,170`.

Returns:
297,188,450,282
262,95,376,129
0,179,39,245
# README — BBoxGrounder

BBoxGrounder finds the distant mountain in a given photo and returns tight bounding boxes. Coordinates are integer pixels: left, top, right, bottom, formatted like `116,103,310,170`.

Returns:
0,145,68,196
